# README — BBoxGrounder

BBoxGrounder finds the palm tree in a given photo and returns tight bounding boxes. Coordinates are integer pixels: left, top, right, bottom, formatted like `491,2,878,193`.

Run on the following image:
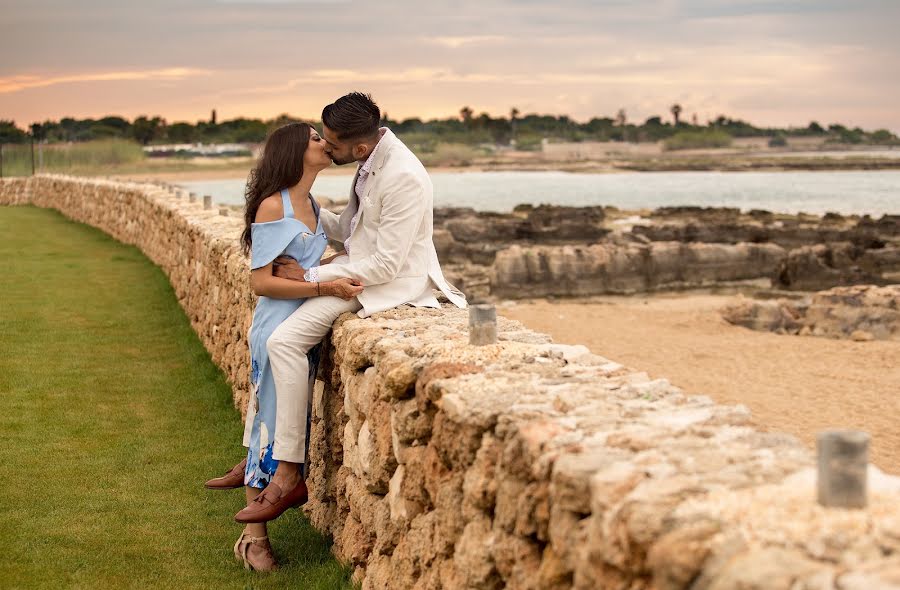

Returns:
459,106,474,125
671,103,683,125
509,107,520,143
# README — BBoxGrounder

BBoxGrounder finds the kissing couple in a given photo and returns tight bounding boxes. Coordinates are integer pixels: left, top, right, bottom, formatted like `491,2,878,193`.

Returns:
203,92,467,571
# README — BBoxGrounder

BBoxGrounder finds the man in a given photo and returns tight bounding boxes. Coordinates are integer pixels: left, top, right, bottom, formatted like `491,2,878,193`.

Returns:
218,92,466,523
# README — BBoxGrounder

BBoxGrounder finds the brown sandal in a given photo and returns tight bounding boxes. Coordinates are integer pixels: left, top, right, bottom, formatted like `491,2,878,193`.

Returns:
233,531,278,572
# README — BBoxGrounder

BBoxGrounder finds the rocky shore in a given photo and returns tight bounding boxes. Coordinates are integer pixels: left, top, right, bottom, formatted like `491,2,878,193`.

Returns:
721,284,900,341
420,204,900,300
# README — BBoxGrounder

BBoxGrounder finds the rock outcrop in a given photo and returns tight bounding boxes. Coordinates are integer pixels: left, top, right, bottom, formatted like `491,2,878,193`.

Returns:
722,284,900,340
431,205,900,299
491,241,786,298
772,243,900,291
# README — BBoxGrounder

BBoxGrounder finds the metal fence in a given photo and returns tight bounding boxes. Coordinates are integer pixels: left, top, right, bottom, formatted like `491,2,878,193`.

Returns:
0,138,36,178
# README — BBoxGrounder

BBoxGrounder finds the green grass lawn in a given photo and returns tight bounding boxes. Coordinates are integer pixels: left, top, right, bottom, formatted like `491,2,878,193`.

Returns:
0,206,353,590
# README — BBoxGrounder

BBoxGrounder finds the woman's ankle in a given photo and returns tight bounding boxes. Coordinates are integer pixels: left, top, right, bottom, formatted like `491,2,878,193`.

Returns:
244,523,267,537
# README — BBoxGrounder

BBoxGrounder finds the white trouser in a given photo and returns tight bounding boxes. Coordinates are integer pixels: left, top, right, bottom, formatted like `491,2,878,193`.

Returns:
266,294,362,463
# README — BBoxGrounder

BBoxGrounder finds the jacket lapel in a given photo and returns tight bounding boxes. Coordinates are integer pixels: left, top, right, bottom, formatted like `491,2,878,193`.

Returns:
344,128,397,242
340,167,361,238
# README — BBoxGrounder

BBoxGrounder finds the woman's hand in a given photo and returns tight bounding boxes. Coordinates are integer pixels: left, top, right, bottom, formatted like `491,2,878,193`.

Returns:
323,277,364,300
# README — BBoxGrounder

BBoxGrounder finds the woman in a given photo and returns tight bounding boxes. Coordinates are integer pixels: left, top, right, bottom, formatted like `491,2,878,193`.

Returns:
207,122,362,571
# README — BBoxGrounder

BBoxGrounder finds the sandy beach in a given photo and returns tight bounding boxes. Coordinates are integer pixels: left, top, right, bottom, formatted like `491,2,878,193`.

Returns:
501,293,900,474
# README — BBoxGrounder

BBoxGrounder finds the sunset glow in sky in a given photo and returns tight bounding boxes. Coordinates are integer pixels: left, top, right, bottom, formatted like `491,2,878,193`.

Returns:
2,0,899,131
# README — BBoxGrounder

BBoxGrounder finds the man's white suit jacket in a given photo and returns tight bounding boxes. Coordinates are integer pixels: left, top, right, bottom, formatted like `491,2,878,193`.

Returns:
315,128,467,318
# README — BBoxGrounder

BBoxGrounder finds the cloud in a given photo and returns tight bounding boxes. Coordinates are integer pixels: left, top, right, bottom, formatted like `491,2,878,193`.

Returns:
0,0,897,131
0,68,212,95
216,0,349,3
425,36,508,48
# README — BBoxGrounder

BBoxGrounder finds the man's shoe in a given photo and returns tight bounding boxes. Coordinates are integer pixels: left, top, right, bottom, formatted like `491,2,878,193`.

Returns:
234,480,308,523
204,458,247,490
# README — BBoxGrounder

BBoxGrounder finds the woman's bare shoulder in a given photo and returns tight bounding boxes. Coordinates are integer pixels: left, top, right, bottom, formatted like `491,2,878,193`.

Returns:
255,194,284,223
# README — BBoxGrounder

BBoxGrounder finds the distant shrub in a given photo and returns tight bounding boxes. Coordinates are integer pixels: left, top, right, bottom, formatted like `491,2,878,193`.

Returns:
514,133,544,151
398,132,438,153
768,134,788,148
663,129,732,151
870,129,899,145
416,142,482,166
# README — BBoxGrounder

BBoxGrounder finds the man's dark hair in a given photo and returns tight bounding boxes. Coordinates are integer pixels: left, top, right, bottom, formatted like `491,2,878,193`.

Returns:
322,92,381,141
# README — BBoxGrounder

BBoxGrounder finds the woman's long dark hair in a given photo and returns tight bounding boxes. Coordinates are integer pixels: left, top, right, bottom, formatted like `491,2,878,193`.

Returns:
241,123,313,255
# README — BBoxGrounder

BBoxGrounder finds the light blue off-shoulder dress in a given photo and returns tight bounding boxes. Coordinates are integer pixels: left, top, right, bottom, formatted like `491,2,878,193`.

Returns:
242,189,328,488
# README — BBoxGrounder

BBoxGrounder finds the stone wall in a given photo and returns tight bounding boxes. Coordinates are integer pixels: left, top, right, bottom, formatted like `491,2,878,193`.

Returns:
4,175,900,590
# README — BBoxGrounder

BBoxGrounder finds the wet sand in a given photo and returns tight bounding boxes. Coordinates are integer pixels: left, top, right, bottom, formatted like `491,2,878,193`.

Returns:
500,293,900,474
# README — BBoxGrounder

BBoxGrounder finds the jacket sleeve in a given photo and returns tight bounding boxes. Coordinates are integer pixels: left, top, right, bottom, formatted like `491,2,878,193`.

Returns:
313,173,426,286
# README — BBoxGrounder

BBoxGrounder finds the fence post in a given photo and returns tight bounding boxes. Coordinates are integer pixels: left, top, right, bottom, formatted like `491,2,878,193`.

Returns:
817,430,869,509
0,143,3,179
30,134,35,176
469,304,498,345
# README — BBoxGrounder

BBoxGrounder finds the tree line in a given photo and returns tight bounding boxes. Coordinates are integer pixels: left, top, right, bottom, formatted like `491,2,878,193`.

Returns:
1,106,896,148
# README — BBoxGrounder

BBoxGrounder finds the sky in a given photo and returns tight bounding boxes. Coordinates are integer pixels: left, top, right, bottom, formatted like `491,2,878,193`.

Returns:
2,0,900,131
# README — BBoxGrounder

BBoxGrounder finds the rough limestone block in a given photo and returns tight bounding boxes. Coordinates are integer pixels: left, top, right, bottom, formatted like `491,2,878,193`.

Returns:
462,433,502,519
356,420,374,480
700,547,824,590
389,512,440,590
398,446,431,512
452,517,502,590
338,512,374,567
645,518,721,590
360,555,393,590
344,473,383,536
363,399,398,494
551,447,634,514
343,365,376,432
344,421,362,477
375,349,419,400
433,473,466,557
312,379,325,420
391,398,435,446
546,504,587,571
490,529,543,589
537,545,574,590
388,465,424,524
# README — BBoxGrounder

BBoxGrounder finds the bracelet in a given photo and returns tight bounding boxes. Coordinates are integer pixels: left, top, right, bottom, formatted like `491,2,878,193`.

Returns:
317,281,321,296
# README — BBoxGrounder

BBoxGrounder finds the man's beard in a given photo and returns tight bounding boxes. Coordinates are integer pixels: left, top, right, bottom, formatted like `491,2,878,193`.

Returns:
330,153,356,166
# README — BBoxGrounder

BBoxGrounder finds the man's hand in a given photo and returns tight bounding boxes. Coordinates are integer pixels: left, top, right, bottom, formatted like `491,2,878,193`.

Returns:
272,256,307,281
320,252,345,265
